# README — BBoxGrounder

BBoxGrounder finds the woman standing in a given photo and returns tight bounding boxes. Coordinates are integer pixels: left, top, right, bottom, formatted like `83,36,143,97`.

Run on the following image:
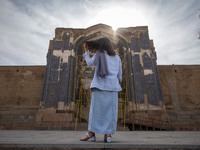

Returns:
80,37,122,143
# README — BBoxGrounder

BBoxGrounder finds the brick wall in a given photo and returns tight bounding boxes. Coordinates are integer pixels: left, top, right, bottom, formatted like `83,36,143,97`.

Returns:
0,66,44,129
158,65,200,130
0,65,200,130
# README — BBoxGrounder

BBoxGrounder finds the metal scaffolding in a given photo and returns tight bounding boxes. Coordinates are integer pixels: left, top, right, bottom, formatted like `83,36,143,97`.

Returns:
74,51,90,130
119,52,130,130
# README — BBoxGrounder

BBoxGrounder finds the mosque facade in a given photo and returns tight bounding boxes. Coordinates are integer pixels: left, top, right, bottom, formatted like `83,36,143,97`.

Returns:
0,24,199,131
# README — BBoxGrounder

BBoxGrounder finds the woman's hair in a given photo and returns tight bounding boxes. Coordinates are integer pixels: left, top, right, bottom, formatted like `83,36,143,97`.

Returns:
85,37,116,56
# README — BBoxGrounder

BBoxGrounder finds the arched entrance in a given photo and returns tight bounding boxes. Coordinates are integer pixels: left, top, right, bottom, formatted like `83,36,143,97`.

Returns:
72,33,134,130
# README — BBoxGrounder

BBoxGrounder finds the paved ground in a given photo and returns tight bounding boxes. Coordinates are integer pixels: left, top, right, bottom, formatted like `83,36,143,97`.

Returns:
0,130,199,149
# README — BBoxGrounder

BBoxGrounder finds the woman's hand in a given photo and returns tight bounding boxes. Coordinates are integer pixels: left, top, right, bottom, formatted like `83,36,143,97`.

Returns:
83,43,88,52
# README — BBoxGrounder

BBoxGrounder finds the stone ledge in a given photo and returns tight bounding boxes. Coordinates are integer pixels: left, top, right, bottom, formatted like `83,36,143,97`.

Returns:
0,131,199,149
1,144,200,149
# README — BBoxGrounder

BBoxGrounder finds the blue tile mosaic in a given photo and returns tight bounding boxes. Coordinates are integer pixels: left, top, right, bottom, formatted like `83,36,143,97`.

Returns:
68,56,75,102
146,86,158,106
46,83,58,108
142,52,159,105
144,74,155,85
49,71,58,83
50,56,60,71
63,35,72,50
58,64,67,103
41,39,70,108
132,55,143,73
58,57,71,105
132,54,145,104
142,52,152,69
135,87,145,104
145,82,159,106
140,32,150,49
63,35,69,49
52,41,63,50
43,51,60,107
130,38,140,52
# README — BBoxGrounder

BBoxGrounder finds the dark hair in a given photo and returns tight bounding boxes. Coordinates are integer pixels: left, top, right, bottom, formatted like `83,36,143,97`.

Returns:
85,37,116,56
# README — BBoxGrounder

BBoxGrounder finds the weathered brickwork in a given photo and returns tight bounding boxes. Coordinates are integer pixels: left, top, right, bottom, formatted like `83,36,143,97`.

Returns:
0,66,43,129
158,65,200,130
0,65,200,130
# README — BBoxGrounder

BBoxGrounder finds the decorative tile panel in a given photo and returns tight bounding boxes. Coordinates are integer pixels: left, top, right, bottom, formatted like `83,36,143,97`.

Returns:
50,56,60,71
41,32,74,109
63,35,72,50
46,83,57,108
146,85,158,105
132,55,142,72
52,41,63,50
130,38,140,52
132,55,145,104
58,58,71,105
140,32,150,49
144,74,155,85
142,52,152,69
68,56,76,102
49,71,58,82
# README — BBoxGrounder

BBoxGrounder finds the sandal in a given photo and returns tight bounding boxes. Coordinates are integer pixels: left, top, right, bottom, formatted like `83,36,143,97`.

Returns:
80,131,96,142
104,134,112,143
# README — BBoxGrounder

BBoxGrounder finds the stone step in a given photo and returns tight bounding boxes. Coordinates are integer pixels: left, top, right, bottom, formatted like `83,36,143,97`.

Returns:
0,130,199,149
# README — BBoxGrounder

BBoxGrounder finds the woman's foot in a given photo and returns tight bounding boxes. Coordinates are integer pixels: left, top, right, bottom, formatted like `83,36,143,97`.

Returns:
104,134,112,143
80,131,96,142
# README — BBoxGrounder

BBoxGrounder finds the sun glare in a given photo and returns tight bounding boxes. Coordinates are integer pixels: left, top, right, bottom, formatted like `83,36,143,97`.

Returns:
89,6,148,31
112,26,118,32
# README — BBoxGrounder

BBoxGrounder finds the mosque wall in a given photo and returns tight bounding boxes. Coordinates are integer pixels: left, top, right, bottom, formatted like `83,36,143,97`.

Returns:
0,65,199,130
0,24,199,130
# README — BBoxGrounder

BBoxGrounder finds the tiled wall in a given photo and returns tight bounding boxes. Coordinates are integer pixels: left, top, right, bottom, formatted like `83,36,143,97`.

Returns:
41,28,164,110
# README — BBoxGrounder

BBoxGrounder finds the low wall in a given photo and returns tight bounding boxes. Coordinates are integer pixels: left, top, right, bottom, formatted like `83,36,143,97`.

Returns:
0,65,199,130
158,65,200,130
0,66,44,129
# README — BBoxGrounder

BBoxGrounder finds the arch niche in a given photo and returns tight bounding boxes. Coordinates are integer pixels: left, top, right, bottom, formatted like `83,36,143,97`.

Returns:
71,29,136,122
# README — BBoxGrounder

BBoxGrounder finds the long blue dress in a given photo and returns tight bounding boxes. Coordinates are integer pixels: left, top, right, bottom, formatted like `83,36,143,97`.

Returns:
83,51,122,135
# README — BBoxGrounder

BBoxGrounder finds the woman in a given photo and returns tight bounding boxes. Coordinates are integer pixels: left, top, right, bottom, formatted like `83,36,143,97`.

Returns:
80,37,122,143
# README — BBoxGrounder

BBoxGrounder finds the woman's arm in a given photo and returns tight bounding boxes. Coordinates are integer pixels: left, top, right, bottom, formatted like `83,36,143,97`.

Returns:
83,52,96,66
83,42,96,66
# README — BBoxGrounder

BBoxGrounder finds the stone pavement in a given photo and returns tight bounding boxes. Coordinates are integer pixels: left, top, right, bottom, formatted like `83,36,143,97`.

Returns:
0,130,200,149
